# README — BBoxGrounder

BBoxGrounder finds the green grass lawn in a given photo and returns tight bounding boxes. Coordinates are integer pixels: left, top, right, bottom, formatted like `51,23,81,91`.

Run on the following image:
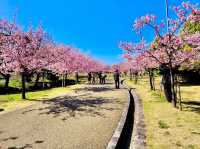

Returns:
0,73,89,113
0,84,82,113
127,76,200,149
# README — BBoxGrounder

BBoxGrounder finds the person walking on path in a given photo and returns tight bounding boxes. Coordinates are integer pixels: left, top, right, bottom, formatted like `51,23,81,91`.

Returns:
92,72,96,84
88,72,92,84
113,69,120,89
98,71,102,84
102,73,107,84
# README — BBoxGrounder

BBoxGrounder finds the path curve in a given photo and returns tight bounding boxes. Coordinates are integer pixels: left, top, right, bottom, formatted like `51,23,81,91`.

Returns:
0,84,128,149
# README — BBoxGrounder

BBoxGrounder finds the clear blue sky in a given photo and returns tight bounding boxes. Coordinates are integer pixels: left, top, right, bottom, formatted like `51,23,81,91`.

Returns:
0,0,198,64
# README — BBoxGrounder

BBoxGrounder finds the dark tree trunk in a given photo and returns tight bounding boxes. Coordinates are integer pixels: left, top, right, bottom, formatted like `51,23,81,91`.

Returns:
163,79,172,102
169,65,177,107
75,72,79,83
21,72,26,99
64,73,68,86
160,64,173,102
64,75,66,87
152,75,155,90
4,74,10,89
42,72,45,88
61,75,63,87
62,75,66,87
148,70,154,90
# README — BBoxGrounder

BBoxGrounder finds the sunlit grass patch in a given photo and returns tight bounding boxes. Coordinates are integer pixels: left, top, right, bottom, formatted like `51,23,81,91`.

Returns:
127,76,200,149
158,120,170,129
0,84,82,113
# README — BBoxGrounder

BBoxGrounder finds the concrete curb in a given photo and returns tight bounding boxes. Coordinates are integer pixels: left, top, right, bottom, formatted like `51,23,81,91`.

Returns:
130,89,146,149
105,87,146,149
106,88,134,149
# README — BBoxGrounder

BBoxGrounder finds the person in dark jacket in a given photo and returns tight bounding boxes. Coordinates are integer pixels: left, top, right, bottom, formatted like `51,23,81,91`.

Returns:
92,72,96,84
88,72,92,84
113,69,120,89
102,73,107,84
98,71,102,84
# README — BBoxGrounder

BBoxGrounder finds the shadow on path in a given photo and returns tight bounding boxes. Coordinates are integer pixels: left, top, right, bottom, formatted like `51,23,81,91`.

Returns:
22,95,123,120
7,140,44,149
7,144,33,149
74,86,115,92
1,136,44,149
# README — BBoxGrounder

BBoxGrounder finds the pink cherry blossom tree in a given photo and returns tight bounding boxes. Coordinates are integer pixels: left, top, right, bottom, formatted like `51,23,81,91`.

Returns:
137,52,159,90
119,1,199,107
0,18,18,89
0,16,110,98
1,25,47,99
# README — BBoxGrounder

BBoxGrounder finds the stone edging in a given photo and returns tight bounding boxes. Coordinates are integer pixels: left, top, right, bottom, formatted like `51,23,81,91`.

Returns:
130,89,146,149
106,89,131,149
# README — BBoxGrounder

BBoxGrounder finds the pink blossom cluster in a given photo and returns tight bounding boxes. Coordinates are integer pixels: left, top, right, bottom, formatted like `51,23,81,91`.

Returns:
119,0,199,72
119,38,146,53
133,14,156,31
188,9,200,22
0,18,107,76
114,58,146,74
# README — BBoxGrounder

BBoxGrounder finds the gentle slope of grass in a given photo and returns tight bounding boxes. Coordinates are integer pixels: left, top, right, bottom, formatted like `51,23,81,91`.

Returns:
127,76,200,149
0,84,82,112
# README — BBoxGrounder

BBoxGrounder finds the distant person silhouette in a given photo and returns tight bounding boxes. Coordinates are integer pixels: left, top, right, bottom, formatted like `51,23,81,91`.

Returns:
114,69,120,89
98,71,102,84
88,72,92,84
92,72,96,84
102,73,107,84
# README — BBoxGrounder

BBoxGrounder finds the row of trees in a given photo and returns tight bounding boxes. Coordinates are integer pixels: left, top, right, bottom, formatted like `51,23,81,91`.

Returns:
118,0,200,108
0,18,108,99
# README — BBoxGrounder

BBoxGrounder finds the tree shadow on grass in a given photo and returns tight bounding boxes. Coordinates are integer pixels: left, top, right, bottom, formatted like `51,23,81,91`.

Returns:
180,82,200,86
182,100,200,114
22,95,123,120
0,87,20,95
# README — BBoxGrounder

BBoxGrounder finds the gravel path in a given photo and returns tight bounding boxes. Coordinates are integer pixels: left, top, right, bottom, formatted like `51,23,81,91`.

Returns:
0,84,128,149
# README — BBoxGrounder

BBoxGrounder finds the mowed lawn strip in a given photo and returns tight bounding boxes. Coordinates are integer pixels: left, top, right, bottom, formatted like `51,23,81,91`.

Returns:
0,84,82,113
127,76,200,149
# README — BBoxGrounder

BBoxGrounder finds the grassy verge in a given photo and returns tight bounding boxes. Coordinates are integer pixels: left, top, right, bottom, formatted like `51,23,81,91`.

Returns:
127,76,200,149
0,84,82,113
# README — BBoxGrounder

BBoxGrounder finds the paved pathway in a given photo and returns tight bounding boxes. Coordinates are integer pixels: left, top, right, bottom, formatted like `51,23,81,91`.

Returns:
0,84,128,149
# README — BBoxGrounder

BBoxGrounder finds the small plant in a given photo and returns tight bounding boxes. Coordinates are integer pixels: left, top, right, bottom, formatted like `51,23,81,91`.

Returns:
158,120,170,129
